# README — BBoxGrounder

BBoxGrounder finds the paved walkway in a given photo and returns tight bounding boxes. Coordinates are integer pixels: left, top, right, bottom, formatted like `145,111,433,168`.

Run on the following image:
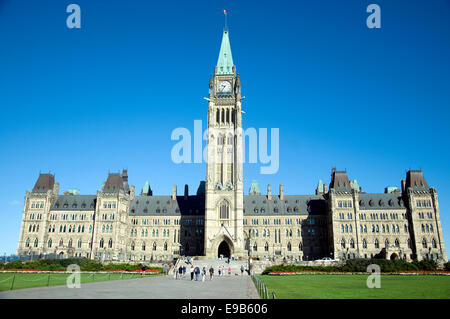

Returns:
0,274,259,299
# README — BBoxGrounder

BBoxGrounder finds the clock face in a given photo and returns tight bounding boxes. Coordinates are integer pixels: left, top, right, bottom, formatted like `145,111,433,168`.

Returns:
218,81,232,92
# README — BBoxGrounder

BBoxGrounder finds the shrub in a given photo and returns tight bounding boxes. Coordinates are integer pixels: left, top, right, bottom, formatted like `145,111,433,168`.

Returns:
4,260,23,269
261,258,441,275
444,262,450,271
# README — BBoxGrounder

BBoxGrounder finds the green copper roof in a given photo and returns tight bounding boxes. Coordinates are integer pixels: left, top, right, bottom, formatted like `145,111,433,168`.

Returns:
216,30,234,75
317,180,324,193
352,179,360,191
385,186,399,193
249,180,261,195
142,181,153,196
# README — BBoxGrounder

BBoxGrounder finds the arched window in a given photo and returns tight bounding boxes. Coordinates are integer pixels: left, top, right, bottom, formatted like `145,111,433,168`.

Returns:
299,242,303,250
287,242,292,251
164,242,168,251
216,109,220,123
253,242,257,251
385,239,389,248
108,238,113,248
432,238,437,248
131,242,135,251
341,239,346,249
407,238,411,248
59,239,63,247
362,239,367,249
374,238,379,249
422,238,427,248
350,239,355,249
142,242,146,251
68,238,72,248
153,242,157,251
264,242,269,252
219,202,229,219
99,238,104,248
78,239,82,248
395,239,400,247
48,239,52,248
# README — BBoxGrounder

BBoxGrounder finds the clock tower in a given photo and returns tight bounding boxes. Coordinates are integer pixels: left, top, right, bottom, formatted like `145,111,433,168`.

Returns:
204,29,247,258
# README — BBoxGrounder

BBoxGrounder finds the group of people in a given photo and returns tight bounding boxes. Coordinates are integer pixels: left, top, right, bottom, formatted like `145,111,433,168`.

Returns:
173,264,246,281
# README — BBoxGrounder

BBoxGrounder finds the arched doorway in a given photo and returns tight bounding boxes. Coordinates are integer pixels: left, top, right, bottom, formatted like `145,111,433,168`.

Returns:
390,253,398,261
218,241,230,258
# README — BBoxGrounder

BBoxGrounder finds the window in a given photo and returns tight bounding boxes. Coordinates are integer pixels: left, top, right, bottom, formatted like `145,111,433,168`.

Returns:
374,239,379,249
253,243,257,252
219,202,229,219
362,239,367,249
350,239,355,249
99,238,104,248
422,238,427,249
341,239,346,249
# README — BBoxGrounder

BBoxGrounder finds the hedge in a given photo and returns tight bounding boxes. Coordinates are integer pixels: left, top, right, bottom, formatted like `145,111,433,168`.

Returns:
0,258,163,272
261,258,439,275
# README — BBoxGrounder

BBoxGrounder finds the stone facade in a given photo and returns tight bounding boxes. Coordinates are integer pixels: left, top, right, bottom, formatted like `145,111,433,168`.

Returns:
16,30,448,264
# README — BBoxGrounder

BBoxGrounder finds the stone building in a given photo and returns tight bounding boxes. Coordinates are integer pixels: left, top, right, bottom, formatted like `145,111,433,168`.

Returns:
16,28,447,264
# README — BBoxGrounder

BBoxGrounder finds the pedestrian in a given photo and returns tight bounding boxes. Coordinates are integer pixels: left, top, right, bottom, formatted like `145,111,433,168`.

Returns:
164,264,168,276
221,265,225,276
190,265,194,281
231,254,234,261
228,266,231,276
240,265,244,275
141,265,146,277
218,267,221,277
209,265,214,280
194,266,200,281
178,266,183,279
227,257,230,264
183,265,186,278
202,267,206,282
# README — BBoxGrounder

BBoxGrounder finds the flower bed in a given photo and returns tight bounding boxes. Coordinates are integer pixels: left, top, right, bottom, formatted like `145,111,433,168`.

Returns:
0,268,160,273
268,270,450,276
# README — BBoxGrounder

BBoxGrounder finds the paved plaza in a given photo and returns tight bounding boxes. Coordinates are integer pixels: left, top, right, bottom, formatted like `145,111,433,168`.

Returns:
0,273,259,299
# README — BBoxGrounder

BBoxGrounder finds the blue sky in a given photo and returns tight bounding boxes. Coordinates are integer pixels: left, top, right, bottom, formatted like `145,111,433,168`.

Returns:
0,0,449,256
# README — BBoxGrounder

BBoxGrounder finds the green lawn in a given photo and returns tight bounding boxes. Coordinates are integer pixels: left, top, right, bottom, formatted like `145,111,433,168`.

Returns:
0,272,160,291
256,274,450,299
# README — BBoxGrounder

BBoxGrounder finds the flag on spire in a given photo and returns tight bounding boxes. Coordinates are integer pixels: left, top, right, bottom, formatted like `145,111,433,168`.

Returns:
223,9,227,15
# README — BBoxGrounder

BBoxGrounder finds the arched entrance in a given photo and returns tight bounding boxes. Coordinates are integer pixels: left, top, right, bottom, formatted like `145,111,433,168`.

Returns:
390,253,398,261
218,241,230,258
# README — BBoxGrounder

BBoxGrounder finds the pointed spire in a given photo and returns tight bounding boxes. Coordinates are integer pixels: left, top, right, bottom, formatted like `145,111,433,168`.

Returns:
216,30,234,75
209,74,213,89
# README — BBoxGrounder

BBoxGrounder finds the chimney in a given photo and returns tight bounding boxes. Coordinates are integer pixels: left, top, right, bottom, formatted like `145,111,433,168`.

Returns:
53,182,59,196
324,183,328,193
267,184,272,200
401,179,406,193
130,185,135,201
122,169,128,182
280,184,284,201
184,184,189,200
172,184,177,201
